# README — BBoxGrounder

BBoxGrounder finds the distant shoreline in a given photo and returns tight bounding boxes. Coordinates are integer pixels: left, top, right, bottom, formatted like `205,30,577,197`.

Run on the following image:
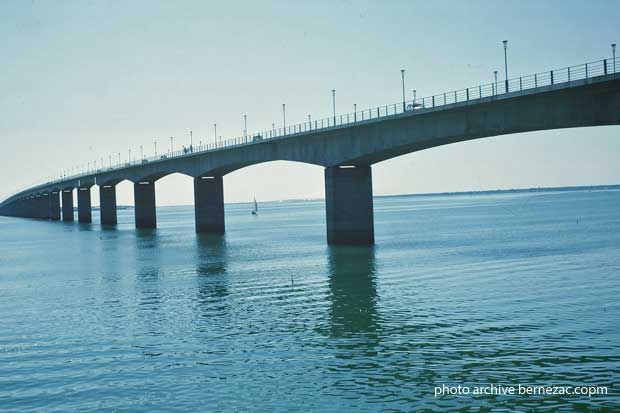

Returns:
110,184,620,209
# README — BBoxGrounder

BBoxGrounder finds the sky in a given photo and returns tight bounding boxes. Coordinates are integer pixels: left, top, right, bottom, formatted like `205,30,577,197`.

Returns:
1,0,619,206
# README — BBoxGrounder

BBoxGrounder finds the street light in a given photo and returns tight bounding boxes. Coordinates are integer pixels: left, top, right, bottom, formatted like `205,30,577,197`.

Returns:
190,130,193,151
140,145,143,160
493,70,498,95
308,114,311,130
332,89,336,126
154,139,157,156
613,43,617,73
282,104,286,134
400,69,406,111
214,123,217,144
170,136,174,154
243,114,247,138
413,89,417,104
354,103,357,122
503,40,508,92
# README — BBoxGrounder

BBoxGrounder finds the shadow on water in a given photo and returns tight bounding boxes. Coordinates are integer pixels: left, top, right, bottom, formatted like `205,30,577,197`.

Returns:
326,245,380,344
194,234,230,314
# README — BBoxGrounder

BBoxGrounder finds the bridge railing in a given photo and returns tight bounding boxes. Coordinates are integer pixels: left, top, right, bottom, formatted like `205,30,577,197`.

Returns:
29,55,620,193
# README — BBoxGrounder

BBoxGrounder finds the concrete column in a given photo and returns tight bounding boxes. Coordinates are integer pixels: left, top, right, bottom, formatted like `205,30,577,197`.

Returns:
194,176,225,234
25,197,33,218
77,187,92,223
99,185,117,225
134,181,156,228
62,190,74,221
38,195,48,219
324,165,374,245
50,191,61,220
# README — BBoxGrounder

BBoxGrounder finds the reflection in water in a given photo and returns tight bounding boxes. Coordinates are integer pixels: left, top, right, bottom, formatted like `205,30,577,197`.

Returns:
134,229,164,336
326,245,379,341
194,234,229,314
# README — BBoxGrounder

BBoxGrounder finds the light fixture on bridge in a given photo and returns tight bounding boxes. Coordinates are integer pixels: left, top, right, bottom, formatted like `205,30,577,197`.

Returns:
400,69,406,112
332,89,336,126
338,165,357,169
139,182,151,185
613,43,617,73
503,40,509,92
201,176,215,180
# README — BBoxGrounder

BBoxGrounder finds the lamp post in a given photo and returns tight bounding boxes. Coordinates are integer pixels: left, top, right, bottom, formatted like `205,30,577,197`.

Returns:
308,114,311,130
170,136,174,154
413,89,417,105
503,40,508,92
214,123,217,144
190,130,193,151
154,139,157,156
400,69,406,111
118,152,120,166
354,103,357,122
140,145,143,160
243,115,247,138
332,89,336,126
494,70,498,95
282,104,286,135
613,43,617,73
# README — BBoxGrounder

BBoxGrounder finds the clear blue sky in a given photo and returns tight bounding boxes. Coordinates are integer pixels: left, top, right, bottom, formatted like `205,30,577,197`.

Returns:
1,0,619,205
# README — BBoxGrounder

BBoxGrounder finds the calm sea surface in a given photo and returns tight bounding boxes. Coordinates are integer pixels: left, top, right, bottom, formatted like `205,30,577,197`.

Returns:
1,188,619,412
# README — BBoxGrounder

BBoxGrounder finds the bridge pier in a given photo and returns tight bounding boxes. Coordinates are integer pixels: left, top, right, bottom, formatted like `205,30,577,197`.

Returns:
99,185,117,225
24,197,33,218
77,187,92,223
62,190,74,221
194,176,225,234
324,166,374,245
50,191,61,221
134,181,156,228
39,194,49,219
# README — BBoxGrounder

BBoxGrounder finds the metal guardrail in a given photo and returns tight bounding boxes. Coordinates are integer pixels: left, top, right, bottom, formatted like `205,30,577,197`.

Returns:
10,55,620,197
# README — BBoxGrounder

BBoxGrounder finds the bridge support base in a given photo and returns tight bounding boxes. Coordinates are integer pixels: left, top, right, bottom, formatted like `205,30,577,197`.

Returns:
62,190,74,221
134,181,156,228
50,191,61,221
194,176,225,234
100,185,117,225
37,195,48,219
77,188,92,223
325,166,374,245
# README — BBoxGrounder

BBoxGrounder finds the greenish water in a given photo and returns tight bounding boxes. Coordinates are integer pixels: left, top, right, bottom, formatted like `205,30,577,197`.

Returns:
1,188,619,412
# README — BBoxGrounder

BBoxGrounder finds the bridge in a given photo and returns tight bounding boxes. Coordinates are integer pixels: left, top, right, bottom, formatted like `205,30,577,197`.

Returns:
1,57,619,245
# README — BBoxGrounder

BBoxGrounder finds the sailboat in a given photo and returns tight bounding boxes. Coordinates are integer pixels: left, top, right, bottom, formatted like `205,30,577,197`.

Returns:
251,197,258,215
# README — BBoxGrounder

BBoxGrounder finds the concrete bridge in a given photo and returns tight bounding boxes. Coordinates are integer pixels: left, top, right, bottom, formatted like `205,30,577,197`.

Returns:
1,57,619,244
